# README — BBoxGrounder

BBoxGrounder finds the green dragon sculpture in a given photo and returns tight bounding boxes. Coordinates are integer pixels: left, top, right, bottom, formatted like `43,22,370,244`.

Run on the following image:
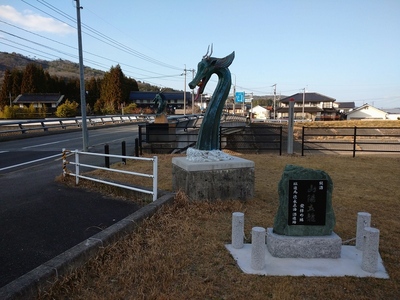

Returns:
189,45,235,151
153,92,167,115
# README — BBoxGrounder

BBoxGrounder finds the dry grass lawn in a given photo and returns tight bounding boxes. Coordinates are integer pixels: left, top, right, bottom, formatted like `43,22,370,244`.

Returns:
41,151,400,300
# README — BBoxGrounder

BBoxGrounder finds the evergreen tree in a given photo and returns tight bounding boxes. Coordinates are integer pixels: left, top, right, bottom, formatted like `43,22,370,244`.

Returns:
11,69,23,97
0,69,12,109
98,65,124,114
20,63,46,93
86,77,101,109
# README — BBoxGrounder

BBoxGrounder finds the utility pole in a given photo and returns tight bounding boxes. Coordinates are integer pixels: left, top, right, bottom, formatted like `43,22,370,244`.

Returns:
302,88,306,121
272,84,276,119
250,92,254,123
75,0,88,151
192,69,195,104
233,74,236,115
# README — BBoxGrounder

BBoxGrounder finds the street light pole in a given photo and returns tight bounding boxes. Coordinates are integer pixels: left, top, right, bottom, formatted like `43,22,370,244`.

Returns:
75,0,88,151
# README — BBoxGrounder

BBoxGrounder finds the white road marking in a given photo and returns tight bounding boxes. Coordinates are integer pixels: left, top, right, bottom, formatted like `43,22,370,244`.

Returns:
0,153,60,171
22,137,82,149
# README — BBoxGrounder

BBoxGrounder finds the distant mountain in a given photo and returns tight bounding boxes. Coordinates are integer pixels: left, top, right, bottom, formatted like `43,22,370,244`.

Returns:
0,52,105,84
0,52,175,92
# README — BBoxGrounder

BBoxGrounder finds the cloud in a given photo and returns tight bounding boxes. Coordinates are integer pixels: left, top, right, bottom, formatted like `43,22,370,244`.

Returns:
0,5,75,35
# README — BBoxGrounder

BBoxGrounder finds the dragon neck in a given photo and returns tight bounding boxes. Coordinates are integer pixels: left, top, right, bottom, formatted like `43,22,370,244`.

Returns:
213,69,231,103
196,68,231,150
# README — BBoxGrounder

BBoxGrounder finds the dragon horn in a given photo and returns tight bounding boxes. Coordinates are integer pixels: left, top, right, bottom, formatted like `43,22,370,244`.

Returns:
210,43,213,57
203,45,210,59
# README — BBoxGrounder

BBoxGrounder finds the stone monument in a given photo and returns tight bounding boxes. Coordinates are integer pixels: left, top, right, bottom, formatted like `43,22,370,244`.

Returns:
172,46,254,201
267,164,342,258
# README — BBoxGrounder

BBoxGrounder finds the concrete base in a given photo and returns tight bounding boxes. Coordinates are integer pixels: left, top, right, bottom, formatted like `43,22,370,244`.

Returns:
225,244,389,278
266,228,342,258
172,156,254,201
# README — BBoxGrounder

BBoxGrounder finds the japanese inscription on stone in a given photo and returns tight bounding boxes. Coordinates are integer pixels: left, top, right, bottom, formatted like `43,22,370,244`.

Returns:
273,164,335,236
288,180,327,226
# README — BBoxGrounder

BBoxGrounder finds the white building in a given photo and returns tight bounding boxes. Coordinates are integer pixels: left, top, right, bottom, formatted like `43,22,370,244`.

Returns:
385,108,400,120
346,104,388,120
249,105,268,120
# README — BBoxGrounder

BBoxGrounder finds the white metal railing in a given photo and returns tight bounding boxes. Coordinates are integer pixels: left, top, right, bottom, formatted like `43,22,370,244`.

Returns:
0,114,153,135
62,149,158,201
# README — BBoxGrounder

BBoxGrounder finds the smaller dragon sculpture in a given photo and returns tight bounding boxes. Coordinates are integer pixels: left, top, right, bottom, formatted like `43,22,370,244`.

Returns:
153,92,167,115
189,45,235,151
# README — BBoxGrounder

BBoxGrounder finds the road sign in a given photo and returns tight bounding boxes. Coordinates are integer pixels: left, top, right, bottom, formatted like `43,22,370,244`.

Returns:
235,92,245,103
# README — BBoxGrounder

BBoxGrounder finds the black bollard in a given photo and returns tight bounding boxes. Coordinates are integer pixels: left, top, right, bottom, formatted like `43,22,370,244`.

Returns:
135,137,139,157
122,141,126,164
104,144,110,168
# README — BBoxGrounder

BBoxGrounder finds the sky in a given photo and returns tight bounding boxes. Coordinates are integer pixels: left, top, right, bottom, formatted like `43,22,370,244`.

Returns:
0,0,399,108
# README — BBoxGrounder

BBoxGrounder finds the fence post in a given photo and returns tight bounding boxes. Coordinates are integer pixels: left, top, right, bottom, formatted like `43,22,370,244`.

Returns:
251,227,266,270
62,148,67,177
18,123,26,134
152,156,158,201
232,212,244,249
121,141,126,164
356,212,371,250
287,98,294,154
105,144,110,168
219,126,222,150
353,126,357,158
138,125,143,156
75,150,79,185
279,126,283,156
301,126,305,156
361,227,380,273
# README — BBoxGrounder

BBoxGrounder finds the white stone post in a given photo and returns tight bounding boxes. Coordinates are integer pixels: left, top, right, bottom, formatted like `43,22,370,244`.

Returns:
356,212,371,250
232,212,244,249
361,227,380,273
251,227,266,270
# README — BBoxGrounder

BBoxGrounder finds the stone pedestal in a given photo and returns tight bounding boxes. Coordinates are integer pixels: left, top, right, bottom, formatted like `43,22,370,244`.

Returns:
266,228,342,258
172,156,254,201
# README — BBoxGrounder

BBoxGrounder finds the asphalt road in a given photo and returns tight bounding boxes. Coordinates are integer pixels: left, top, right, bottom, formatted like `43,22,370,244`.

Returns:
0,124,143,287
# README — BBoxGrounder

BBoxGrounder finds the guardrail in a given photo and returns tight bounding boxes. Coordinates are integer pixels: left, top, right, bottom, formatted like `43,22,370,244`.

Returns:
301,126,400,157
62,149,158,201
0,115,153,136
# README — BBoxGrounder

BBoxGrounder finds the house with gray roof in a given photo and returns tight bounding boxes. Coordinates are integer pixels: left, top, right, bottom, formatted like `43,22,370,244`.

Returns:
13,93,65,114
276,92,338,121
129,91,191,114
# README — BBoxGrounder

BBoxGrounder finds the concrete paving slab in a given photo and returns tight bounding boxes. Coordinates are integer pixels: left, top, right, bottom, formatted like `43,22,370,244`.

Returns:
226,244,389,278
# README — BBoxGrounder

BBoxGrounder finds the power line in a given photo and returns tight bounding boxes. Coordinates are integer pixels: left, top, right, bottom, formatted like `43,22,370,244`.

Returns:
22,0,183,71
7,1,191,89
0,23,182,80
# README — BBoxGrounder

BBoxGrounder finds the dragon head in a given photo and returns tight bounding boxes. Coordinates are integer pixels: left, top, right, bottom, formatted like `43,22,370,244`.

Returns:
189,45,235,101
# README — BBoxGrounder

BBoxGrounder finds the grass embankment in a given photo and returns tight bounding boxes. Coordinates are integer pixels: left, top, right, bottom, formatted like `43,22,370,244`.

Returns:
42,153,400,299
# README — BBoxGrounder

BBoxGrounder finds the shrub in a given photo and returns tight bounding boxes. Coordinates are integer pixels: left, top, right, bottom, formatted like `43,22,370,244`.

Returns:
55,100,79,118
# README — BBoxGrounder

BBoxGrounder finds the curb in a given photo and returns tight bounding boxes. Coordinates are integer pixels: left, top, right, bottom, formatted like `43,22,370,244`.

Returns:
0,193,175,300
